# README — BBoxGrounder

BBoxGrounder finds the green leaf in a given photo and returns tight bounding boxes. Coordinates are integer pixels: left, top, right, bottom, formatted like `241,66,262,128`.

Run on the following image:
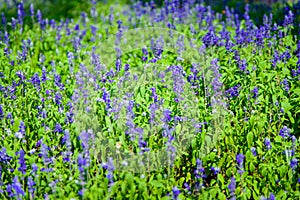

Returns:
247,132,254,148
125,173,134,186
250,162,255,173
278,165,287,177
138,181,147,193
287,111,295,124
121,182,127,194
209,189,218,198
218,192,226,200
149,180,164,188
217,174,225,185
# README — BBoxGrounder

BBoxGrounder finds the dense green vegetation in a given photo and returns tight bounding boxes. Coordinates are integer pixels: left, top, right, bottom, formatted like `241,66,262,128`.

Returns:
0,0,299,199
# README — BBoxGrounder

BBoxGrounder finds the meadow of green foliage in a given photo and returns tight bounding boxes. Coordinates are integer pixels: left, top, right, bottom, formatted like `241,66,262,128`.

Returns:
0,0,299,199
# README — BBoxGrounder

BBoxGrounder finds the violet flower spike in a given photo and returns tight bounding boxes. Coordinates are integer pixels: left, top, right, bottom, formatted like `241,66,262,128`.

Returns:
290,158,298,171
264,138,272,150
228,176,236,200
251,86,259,99
172,186,181,200
251,147,257,156
279,126,291,139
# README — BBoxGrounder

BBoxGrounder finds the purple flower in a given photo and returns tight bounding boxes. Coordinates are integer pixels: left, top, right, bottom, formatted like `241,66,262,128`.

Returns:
65,110,74,124
203,30,219,47
138,128,150,153
292,69,298,77
117,19,122,29
272,50,280,68
49,19,55,29
228,177,236,200
6,183,13,197
163,109,172,123
54,123,63,133
39,54,45,64
210,58,223,103
11,17,16,30
291,135,297,144
172,186,180,199
150,87,158,103
166,139,177,167
194,122,205,133
15,121,26,139
12,176,25,198
30,4,34,18
225,84,240,98
80,12,87,26
124,63,130,71
36,140,42,148
142,47,148,56
27,177,35,195
16,70,25,81
54,74,64,89
280,50,291,63
54,92,62,105
6,112,13,125
79,130,90,150
31,164,38,175
279,126,291,139
194,159,205,180
283,148,295,157
102,88,111,110
0,105,4,120
115,58,122,72
90,25,97,36
77,150,90,196
236,154,245,166
36,10,42,24
269,193,275,200
279,107,284,114
16,150,26,174
236,153,245,174
126,99,135,117
283,10,294,27
290,158,298,170
210,167,220,175
4,31,9,45
169,65,186,101
78,189,85,197
264,138,272,150
90,4,98,19
30,73,41,89
142,55,148,62
1,12,6,26
239,59,247,72
103,157,114,187
149,103,158,125
74,24,80,32
183,182,190,191
17,4,24,25
49,179,59,193
280,79,289,93
40,67,47,83
251,147,257,156
77,153,88,173
0,148,12,164
40,143,52,166
251,86,259,99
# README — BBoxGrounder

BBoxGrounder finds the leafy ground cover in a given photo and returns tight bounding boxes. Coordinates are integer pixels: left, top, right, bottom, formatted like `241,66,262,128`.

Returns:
0,0,299,199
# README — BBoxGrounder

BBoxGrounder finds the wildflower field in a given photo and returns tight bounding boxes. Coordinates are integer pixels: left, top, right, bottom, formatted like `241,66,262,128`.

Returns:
0,0,299,199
